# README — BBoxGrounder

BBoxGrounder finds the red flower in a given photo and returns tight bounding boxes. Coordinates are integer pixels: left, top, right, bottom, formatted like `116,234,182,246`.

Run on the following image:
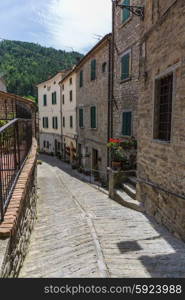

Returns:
109,138,121,143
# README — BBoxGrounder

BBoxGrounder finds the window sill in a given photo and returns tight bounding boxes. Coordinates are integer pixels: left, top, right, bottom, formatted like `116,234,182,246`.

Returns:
120,77,132,84
90,128,97,131
152,139,171,145
120,134,132,138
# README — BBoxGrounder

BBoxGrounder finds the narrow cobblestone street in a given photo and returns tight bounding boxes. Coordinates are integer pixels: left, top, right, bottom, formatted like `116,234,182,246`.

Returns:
19,155,185,278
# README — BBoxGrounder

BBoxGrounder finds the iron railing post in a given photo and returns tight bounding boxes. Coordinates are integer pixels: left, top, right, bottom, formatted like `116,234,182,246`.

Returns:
0,136,4,222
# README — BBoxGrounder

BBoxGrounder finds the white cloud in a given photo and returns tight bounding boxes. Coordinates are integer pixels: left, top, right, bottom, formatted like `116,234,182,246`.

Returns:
39,0,112,53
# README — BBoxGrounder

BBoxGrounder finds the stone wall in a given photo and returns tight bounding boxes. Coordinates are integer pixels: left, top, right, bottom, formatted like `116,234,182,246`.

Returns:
0,138,37,277
113,0,144,139
76,35,111,182
137,0,185,241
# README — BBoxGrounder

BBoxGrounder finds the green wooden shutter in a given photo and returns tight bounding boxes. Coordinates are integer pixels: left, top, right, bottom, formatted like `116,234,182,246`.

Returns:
79,108,84,128
122,0,130,23
55,117,58,129
43,95,47,106
54,92,57,104
91,59,96,81
122,112,132,135
91,106,96,129
80,71,83,87
121,53,130,80
70,116,73,128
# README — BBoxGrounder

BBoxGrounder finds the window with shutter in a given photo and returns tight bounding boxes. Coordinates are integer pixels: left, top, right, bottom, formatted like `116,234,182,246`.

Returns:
122,0,130,23
91,59,96,81
43,117,49,128
70,90,73,102
52,117,58,129
91,106,97,129
70,116,73,128
79,108,84,128
52,92,57,104
80,70,83,87
121,52,130,80
63,117,65,127
43,95,47,106
122,111,132,136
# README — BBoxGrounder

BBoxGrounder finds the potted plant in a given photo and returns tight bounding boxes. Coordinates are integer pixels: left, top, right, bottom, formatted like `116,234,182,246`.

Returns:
107,138,127,169
120,136,137,150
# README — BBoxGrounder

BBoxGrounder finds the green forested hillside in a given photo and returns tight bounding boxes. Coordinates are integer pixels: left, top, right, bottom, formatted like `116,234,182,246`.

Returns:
0,40,83,101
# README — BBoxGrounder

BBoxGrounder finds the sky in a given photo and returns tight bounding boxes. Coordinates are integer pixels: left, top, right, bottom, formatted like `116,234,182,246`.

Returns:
0,0,112,54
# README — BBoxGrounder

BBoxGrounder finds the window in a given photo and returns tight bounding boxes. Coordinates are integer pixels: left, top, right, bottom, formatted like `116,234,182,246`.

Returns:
70,77,72,85
122,111,132,136
154,73,173,141
91,59,96,81
79,108,84,128
63,116,65,127
70,90,73,102
121,51,130,81
52,92,57,104
52,117,58,129
70,116,73,128
42,117,49,128
122,0,131,23
80,70,83,87
43,141,46,148
62,95,65,104
47,141,49,149
102,62,107,73
43,95,47,106
90,106,97,129
62,84,64,90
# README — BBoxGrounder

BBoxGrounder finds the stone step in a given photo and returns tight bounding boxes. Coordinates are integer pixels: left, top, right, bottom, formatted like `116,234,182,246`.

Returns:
128,176,137,187
114,189,145,213
121,182,136,200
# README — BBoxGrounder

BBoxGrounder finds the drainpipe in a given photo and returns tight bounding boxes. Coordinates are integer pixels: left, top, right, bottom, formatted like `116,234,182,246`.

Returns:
107,0,116,169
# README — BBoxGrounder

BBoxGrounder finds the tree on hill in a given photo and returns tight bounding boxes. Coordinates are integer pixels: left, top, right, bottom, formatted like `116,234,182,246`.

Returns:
0,40,83,102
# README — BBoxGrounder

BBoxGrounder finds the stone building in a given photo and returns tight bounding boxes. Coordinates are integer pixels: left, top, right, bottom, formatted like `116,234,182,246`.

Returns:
59,67,77,163
37,71,66,155
112,0,144,141
137,0,185,241
76,34,112,183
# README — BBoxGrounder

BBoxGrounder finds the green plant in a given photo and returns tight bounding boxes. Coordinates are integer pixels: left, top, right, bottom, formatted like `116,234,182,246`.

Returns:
107,139,127,162
120,136,137,149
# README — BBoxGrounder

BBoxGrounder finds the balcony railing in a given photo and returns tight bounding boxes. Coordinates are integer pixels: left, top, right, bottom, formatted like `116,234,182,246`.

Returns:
0,118,32,222
0,97,32,121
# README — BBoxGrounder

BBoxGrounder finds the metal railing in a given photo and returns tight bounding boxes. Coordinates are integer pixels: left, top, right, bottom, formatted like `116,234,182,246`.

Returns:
0,97,32,121
0,118,32,222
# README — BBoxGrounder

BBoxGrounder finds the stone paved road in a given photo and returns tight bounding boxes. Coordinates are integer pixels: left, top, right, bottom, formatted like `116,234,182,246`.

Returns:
19,155,185,278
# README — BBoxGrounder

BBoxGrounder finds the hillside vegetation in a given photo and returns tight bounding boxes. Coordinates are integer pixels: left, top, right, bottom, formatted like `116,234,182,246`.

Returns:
0,40,83,101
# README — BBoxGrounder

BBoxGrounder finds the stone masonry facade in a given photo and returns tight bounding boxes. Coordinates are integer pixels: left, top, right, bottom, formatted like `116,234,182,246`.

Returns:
113,0,144,139
137,0,185,241
76,35,111,183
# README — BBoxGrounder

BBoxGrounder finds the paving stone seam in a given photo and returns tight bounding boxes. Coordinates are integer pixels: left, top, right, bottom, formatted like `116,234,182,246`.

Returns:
55,170,110,278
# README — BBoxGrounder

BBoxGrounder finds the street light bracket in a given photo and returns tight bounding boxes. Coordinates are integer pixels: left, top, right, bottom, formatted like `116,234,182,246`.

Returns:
117,4,144,20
